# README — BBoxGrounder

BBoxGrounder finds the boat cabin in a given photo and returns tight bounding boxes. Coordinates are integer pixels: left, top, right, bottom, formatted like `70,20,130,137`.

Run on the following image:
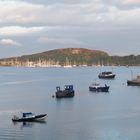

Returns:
56,85,74,92
64,85,74,91
23,112,34,118
101,71,112,75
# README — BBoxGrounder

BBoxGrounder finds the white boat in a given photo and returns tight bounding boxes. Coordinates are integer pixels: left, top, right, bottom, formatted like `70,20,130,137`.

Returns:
12,112,47,122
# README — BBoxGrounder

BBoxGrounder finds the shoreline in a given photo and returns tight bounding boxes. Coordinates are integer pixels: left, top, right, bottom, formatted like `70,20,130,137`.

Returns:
0,65,139,68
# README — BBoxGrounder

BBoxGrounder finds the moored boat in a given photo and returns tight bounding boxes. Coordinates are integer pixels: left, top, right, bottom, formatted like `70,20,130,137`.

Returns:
56,85,74,98
12,112,47,122
127,76,140,86
98,71,115,79
89,83,109,92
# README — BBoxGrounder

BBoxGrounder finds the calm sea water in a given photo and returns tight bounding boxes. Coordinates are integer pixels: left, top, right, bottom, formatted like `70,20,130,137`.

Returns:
0,66,140,140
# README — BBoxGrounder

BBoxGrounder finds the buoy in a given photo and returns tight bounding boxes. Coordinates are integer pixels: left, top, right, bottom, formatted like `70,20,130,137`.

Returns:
52,95,55,98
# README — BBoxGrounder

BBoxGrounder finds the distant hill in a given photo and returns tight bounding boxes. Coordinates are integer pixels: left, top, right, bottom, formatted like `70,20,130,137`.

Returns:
0,48,140,67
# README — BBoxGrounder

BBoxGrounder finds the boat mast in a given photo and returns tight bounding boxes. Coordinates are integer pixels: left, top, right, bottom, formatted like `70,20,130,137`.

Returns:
130,69,133,79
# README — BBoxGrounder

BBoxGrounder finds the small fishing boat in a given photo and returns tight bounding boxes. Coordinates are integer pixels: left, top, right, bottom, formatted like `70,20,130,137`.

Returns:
98,71,115,79
56,85,74,98
12,112,47,122
89,83,109,92
127,75,140,86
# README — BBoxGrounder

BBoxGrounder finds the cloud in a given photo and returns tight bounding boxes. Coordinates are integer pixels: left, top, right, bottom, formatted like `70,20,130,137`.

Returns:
38,37,83,45
0,26,44,36
122,0,140,5
0,39,21,46
0,0,44,25
0,0,139,28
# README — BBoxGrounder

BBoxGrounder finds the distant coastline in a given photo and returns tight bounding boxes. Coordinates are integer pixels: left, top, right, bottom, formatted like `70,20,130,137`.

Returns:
0,48,140,67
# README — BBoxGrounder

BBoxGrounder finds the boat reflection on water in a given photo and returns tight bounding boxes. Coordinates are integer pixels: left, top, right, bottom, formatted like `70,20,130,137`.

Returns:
12,119,47,129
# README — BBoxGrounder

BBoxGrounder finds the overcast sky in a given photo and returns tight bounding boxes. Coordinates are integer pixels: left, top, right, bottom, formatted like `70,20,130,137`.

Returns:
0,0,140,58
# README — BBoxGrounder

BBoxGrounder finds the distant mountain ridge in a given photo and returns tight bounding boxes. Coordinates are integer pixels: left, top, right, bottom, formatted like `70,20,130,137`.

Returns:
0,48,140,67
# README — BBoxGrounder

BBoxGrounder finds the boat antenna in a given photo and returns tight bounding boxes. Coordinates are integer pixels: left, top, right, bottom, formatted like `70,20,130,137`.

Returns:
130,69,133,79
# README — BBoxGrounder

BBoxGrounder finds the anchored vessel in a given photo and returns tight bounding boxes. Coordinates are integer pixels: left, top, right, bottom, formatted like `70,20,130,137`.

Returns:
127,75,140,86
98,71,115,79
12,112,47,122
89,83,109,92
56,85,74,98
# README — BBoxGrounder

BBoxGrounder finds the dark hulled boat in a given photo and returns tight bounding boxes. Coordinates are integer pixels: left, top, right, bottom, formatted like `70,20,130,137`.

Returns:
98,71,115,79
89,83,109,92
127,76,140,86
56,85,74,98
12,112,47,122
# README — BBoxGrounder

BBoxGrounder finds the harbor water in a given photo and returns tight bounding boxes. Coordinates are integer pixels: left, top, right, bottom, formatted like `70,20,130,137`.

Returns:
0,66,140,140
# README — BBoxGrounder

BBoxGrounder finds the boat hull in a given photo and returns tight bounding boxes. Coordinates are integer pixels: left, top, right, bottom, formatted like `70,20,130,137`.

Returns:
89,86,109,92
127,80,140,86
98,74,115,79
56,90,74,98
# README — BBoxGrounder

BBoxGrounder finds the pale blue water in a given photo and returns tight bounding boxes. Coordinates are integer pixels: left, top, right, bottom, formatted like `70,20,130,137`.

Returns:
0,66,140,140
